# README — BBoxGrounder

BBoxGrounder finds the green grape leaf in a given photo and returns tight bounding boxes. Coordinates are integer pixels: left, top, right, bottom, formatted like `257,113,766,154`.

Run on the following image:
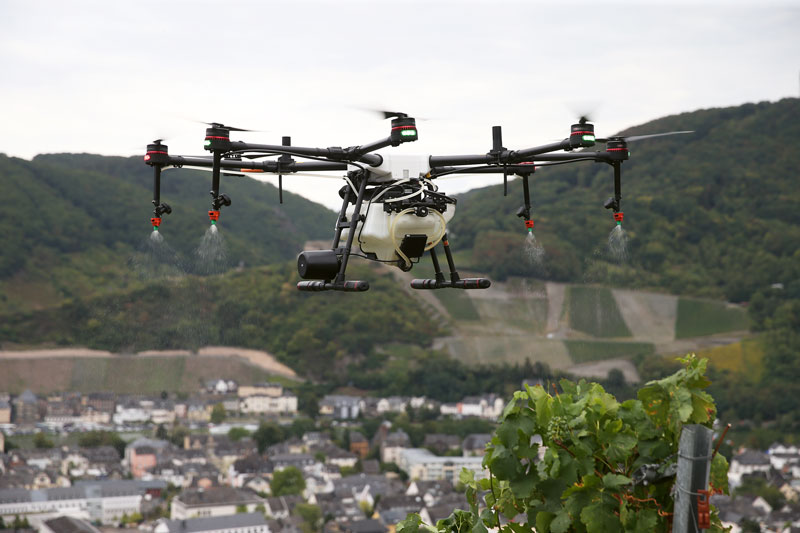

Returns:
602,473,632,489
580,502,620,533
551,510,572,533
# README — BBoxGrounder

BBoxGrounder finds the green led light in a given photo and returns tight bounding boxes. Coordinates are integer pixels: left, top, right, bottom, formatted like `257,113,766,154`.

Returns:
400,130,417,137
204,139,212,146
582,135,595,142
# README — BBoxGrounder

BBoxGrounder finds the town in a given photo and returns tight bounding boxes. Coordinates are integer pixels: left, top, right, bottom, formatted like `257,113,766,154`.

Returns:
1,380,800,533
0,380,504,533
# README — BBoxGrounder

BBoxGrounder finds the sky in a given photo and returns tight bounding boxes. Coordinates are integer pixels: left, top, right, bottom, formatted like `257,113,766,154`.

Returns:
2,0,799,209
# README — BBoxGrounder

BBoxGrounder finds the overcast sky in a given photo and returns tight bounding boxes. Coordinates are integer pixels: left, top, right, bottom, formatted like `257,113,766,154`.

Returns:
2,0,798,209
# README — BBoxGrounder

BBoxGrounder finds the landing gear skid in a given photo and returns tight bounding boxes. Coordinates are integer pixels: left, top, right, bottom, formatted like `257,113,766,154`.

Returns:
410,234,491,290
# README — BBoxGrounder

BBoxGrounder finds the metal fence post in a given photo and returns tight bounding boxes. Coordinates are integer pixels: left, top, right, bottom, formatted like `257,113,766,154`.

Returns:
672,424,714,533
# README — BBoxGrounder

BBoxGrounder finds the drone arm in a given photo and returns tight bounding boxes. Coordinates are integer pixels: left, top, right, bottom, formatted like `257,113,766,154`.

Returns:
428,154,495,167
349,137,393,165
429,139,602,168
226,141,384,167
512,139,573,160
165,155,348,173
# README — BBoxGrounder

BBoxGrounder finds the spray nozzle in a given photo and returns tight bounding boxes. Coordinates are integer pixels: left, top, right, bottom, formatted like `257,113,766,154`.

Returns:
524,219,534,232
613,212,624,225
208,210,220,223
516,206,534,232
151,217,161,229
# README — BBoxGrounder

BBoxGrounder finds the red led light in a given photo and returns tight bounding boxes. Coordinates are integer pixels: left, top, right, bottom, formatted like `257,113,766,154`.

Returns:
144,154,151,161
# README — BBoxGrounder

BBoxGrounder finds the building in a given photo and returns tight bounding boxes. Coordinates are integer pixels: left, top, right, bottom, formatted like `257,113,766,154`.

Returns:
239,393,298,416
154,512,270,533
14,390,41,424
238,383,284,398
319,396,362,419
461,434,492,457
380,431,410,465
0,399,12,424
41,516,101,533
422,434,461,455
349,432,369,460
0,480,166,525
729,449,771,488
125,438,170,479
397,449,485,484
170,487,265,520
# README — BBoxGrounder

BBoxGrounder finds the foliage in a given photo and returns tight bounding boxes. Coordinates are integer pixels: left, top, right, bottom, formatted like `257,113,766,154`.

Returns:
735,475,785,510
228,427,251,442
674,298,749,339
253,422,285,454
450,99,800,303
271,466,306,496
236,504,248,514
120,512,143,525
398,355,728,533
2,263,440,381
33,432,55,449
0,153,334,314
294,503,322,533
210,403,226,424
564,340,654,363
11,515,30,529
77,430,126,457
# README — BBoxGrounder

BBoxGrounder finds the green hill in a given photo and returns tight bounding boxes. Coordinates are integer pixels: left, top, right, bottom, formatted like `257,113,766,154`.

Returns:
0,153,334,313
0,262,441,381
449,98,800,303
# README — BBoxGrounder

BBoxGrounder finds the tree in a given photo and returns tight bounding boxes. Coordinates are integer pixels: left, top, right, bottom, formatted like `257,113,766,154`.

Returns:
236,504,248,514
271,466,306,496
253,422,285,454
12,515,30,529
294,503,322,533
156,423,169,440
398,355,730,533
210,403,226,424
78,430,126,457
228,427,251,442
33,432,55,449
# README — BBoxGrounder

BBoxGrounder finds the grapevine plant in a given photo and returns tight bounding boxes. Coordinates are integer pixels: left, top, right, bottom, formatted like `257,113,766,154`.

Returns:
399,355,730,533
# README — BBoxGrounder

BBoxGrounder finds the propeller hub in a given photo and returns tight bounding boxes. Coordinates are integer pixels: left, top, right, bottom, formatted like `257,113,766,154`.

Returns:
569,122,595,149
204,125,232,151
606,138,629,161
390,116,418,146
144,141,169,165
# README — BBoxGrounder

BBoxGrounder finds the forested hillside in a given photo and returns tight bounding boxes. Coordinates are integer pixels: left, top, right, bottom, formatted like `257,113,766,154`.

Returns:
0,153,334,313
451,98,800,303
1,263,440,381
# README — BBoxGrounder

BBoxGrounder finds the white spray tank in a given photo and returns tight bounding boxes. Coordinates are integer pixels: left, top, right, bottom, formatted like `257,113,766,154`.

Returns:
339,154,455,265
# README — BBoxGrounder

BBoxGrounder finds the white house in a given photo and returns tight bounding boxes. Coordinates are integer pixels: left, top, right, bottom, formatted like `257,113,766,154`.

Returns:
729,449,771,488
154,512,269,533
397,449,486,484
239,394,298,416
170,487,265,520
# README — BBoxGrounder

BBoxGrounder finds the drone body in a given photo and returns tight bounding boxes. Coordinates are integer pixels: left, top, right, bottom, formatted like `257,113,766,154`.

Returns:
143,113,691,293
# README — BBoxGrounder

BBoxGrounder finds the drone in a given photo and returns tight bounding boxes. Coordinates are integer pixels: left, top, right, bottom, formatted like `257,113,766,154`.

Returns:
143,113,690,292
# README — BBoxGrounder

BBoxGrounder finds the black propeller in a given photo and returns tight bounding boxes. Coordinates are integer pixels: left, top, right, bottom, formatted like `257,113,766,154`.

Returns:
205,122,255,132
382,111,409,119
595,130,693,143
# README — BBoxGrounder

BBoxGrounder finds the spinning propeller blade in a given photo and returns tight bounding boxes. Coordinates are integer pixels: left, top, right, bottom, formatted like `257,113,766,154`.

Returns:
205,122,256,132
595,130,693,143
